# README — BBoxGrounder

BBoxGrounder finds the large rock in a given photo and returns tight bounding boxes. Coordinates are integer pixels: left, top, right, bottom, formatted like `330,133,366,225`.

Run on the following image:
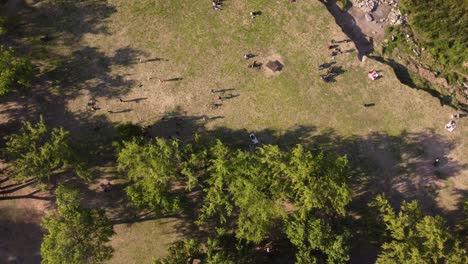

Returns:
365,13,374,22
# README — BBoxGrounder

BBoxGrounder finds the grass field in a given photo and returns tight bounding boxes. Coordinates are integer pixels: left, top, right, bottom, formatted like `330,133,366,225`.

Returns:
0,0,466,263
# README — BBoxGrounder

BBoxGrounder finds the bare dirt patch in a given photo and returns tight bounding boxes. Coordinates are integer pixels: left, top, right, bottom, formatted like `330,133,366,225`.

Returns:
261,53,284,77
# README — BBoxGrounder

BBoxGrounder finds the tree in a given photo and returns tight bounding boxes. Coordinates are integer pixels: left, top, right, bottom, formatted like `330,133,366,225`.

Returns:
285,213,350,264
283,145,351,263
0,16,7,35
194,141,286,243
41,184,114,264
126,136,352,261
117,138,181,213
0,46,33,95
4,116,90,183
370,194,468,264
285,145,350,217
154,237,253,264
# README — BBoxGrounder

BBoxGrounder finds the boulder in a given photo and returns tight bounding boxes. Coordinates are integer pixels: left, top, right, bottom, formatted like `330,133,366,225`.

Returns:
365,13,374,22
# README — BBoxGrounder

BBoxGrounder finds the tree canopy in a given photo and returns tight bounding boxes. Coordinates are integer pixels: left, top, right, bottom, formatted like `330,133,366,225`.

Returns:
4,116,90,183
41,184,114,264
117,138,182,213
370,194,468,264
117,136,352,262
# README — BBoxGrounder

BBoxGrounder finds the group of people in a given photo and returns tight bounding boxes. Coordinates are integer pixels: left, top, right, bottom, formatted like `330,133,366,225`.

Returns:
212,0,222,10
319,66,336,83
326,40,345,60
244,53,262,69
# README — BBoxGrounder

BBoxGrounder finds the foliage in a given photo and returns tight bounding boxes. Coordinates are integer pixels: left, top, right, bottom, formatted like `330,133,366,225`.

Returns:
285,213,350,264
41,184,114,264
132,136,353,262
117,138,181,213
370,194,468,264
0,46,33,95
399,0,468,72
0,16,7,35
4,116,90,183
383,26,406,55
154,237,253,264
153,239,201,264
337,0,349,10
285,145,350,217
194,142,287,243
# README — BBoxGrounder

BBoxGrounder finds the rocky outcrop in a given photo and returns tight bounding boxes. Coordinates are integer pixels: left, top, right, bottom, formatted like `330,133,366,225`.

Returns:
387,7,406,25
356,0,407,25
356,0,382,13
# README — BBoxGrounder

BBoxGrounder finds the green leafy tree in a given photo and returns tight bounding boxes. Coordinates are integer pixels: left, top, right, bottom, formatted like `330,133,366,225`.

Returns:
124,136,352,260
154,239,201,264
41,184,114,264
285,214,350,264
4,116,89,183
194,142,286,243
155,237,251,264
285,145,350,217
117,138,181,213
370,194,468,264
0,16,7,35
283,145,351,263
0,46,33,95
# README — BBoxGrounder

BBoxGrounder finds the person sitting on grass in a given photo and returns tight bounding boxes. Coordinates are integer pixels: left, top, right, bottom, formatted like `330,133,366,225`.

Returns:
248,61,262,69
250,11,261,18
445,120,456,132
368,70,379,80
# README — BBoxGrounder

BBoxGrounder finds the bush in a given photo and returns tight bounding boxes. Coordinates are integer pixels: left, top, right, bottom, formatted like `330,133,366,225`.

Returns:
0,16,7,35
0,46,33,95
400,0,468,72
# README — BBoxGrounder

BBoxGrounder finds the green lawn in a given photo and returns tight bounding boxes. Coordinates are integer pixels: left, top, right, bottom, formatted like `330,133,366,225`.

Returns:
2,0,467,262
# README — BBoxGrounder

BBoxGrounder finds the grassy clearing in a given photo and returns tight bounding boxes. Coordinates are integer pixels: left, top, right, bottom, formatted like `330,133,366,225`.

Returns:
1,0,467,262
106,218,183,264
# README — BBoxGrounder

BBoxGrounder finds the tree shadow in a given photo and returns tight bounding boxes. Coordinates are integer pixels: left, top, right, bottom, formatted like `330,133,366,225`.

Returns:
0,217,43,264
10,0,116,43
0,178,36,195
0,2,148,141
45,46,140,98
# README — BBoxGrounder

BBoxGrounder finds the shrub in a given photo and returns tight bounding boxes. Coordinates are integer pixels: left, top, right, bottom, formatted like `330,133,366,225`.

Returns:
0,46,33,95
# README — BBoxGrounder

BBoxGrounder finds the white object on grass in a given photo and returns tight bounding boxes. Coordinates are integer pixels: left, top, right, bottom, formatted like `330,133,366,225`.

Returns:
249,133,259,144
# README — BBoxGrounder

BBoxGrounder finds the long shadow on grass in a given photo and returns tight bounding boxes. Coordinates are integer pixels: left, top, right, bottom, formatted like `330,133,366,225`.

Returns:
5,0,115,45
